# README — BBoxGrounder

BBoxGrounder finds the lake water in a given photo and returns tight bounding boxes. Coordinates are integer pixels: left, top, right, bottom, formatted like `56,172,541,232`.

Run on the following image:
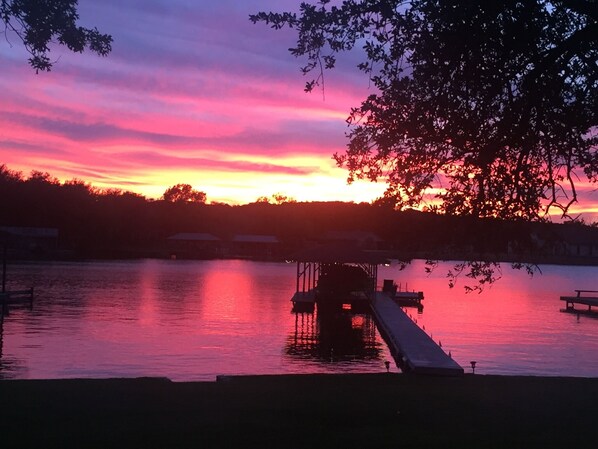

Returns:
1,259,598,380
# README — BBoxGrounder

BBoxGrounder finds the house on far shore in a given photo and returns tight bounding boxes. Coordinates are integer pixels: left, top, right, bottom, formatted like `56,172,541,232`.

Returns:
523,222,598,261
0,226,59,257
166,233,221,259
230,234,280,260
554,224,598,258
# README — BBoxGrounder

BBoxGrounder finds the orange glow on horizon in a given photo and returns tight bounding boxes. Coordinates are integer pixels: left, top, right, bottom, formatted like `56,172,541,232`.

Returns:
2,156,389,205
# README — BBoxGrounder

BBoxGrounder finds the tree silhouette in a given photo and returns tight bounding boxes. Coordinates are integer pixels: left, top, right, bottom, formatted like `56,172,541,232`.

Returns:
1,0,112,71
251,0,598,222
0,164,23,183
162,184,207,204
255,193,297,204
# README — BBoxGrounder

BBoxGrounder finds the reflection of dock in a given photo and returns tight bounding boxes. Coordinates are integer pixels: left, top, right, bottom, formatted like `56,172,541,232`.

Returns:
2,236,34,319
371,293,463,376
287,312,317,356
285,309,382,362
560,290,598,314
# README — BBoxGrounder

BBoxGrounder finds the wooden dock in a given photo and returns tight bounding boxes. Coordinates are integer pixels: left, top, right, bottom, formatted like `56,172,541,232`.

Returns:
393,291,424,310
1,288,34,317
370,292,463,376
382,279,424,309
560,290,598,314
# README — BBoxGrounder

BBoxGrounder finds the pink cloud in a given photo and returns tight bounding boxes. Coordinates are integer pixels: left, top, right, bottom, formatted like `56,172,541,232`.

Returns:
4,1,593,214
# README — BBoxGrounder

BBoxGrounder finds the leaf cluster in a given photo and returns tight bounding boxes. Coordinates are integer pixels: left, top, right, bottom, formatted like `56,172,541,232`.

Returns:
162,183,207,204
252,0,598,221
1,0,112,71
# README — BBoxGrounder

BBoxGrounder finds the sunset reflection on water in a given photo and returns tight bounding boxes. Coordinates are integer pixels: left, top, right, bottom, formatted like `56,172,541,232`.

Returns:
1,260,393,380
2,259,598,380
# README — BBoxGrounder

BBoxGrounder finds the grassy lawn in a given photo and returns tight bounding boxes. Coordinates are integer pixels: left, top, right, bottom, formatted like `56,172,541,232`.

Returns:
1,373,597,448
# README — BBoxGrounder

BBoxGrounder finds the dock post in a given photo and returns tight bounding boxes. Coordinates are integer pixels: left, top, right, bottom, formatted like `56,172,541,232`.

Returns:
1,243,7,317
1,294,7,319
1,241,6,294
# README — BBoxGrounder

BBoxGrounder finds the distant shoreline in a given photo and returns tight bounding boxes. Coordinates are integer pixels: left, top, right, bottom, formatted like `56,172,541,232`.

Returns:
6,251,598,268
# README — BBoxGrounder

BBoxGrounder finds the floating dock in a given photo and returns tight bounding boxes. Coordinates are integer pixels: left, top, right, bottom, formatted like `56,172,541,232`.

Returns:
393,291,424,310
382,279,424,309
370,292,463,376
1,287,34,318
560,290,598,314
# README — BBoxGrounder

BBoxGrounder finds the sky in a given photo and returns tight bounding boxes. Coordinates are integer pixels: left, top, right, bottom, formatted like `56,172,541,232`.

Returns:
0,0,388,205
0,0,596,218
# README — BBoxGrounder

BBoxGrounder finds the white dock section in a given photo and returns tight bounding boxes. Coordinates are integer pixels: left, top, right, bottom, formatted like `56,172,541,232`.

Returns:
371,292,463,376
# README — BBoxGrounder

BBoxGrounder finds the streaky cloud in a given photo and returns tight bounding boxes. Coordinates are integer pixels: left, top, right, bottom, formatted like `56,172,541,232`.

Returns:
113,150,318,176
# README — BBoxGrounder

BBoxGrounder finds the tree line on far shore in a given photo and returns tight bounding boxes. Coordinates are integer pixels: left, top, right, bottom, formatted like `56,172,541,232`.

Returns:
1,164,596,263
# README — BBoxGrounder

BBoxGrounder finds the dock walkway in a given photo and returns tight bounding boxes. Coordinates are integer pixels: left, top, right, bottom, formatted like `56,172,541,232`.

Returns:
371,292,463,376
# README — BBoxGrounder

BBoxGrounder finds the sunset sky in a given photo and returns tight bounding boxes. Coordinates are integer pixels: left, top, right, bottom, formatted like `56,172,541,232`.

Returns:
1,0,596,218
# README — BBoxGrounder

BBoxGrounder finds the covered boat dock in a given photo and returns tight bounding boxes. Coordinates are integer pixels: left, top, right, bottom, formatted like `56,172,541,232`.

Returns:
290,244,388,311
289,244,462,375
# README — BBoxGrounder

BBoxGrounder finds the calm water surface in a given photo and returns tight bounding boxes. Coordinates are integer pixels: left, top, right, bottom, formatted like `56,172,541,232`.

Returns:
1,259,597,380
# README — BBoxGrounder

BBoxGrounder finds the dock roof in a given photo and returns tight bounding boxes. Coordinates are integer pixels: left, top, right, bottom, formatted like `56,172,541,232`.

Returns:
0,226,58,238
291,243,389,264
